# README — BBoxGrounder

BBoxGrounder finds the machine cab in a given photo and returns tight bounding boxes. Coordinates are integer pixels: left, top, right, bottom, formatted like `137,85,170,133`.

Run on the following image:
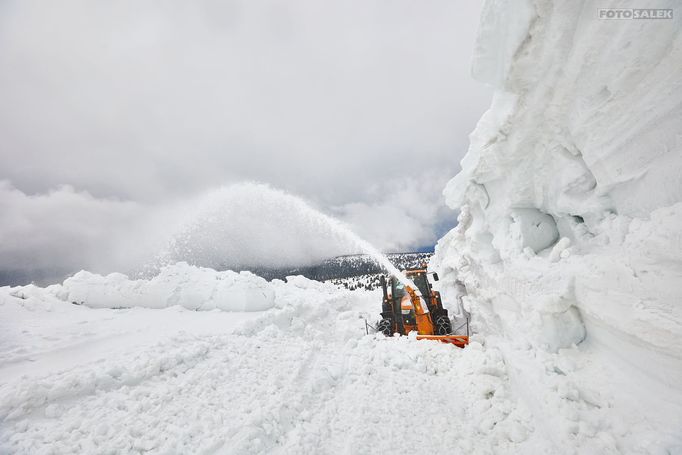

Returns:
387,270,434,333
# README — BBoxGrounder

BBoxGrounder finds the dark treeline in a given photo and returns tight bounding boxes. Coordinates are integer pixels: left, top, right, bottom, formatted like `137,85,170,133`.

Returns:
248,252,433,283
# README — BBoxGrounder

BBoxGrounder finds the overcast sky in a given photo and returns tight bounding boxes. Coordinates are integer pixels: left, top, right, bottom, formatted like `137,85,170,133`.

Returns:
0,0,491,284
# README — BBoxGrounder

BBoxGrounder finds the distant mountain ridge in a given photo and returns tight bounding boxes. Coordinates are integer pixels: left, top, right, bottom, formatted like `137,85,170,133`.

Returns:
249,252,432,283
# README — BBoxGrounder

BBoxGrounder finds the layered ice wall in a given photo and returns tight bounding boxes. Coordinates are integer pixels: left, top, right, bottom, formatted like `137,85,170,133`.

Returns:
433,0,682,451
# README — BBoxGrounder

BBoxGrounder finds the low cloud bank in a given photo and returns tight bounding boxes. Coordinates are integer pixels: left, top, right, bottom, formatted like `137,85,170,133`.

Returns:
0,181,447,285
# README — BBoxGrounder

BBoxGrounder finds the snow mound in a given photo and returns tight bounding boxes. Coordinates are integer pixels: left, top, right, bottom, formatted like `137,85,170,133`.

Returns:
59,263,276,312
1,262,350,315
433,1,682,452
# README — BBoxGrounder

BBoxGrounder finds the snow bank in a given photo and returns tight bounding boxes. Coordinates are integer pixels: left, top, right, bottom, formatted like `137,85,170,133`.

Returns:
433,0,682,452
1,263,349,314
59,263,275,312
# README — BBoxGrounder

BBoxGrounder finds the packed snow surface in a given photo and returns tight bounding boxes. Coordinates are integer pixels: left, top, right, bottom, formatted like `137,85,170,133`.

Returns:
1,267,549,454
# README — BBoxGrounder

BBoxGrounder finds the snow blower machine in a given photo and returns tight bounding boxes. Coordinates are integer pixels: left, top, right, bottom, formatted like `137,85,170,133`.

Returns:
377,268,469,348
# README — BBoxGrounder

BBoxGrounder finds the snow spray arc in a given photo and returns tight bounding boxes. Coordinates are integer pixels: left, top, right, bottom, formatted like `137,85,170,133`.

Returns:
151,182,420,291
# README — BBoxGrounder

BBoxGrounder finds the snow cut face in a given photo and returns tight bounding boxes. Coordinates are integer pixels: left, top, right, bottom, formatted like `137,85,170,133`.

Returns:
432,0,682,452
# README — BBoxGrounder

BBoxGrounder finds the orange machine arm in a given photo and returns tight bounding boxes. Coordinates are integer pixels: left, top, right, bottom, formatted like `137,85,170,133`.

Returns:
405,286,434,335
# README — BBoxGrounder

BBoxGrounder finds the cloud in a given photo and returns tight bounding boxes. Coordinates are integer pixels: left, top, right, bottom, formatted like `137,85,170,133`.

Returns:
0,181,431,284
0,181,142,284
0,0,491,284
333,172,456,252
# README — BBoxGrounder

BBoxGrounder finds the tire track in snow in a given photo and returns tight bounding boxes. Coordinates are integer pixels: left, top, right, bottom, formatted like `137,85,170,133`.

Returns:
2,289,546,454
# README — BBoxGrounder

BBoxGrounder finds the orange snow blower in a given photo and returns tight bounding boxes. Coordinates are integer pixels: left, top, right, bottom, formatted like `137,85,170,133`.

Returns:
377,269,468,348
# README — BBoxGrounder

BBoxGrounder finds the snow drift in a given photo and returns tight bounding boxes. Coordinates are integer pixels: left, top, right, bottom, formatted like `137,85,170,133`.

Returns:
433,0,682,452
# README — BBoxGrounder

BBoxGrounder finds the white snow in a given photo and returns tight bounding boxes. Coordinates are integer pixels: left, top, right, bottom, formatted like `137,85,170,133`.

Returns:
60,263,276,312
432,0,682,452
0,269,551,454
2,1,682,453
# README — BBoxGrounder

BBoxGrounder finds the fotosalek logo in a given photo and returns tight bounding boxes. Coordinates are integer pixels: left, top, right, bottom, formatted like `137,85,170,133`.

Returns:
598,8,673,19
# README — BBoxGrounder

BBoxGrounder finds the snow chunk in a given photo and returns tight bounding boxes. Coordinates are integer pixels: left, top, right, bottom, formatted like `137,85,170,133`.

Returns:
509,208,559,254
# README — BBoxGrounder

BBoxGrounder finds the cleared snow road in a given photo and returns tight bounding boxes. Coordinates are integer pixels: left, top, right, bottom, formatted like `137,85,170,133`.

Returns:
0,280,547,454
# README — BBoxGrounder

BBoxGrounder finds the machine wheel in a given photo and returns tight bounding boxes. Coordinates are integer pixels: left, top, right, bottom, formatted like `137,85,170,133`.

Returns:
377,318,393,336
434,315,452,335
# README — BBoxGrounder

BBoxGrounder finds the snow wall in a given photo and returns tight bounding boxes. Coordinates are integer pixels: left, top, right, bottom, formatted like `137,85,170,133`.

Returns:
432,0,682,450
